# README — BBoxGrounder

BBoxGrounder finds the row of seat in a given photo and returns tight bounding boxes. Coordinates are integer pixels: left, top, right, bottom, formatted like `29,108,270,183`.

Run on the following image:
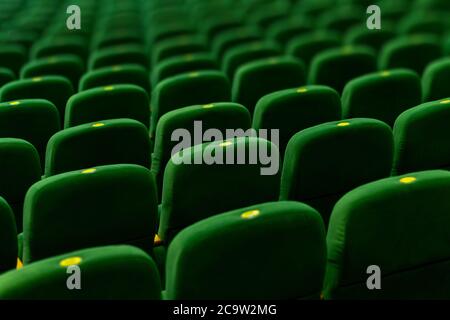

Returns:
1,58,449,154
2,88,450,230
0,95,449,260
1,0,449,300
1,169,449,299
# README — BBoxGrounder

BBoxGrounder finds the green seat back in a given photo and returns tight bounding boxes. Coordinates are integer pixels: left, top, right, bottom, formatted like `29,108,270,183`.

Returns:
0,245,161,300
253,85,341,155
211,26,262,61
379,35,442,75
166,201,326,300
342,69,422,127
151,36,207,66
150,70,230,139
79,64,150,93
309,46,377,93
0,44,26,76
232,56,306,114
88,44,149,70
0,76,74,125
393,99,450,175
0,99,59,165
280,118,393,225
46,119,150,177
20,54,84,89
222,41,281,79
151,53,217,86
345,27,395,52
0,138,41,232
23,164,158,264
30,36,88,61
152,102,251,200
160,137,280,244
422,58,450,102
324,170,450,299
287,31,341,67
65,84,149,128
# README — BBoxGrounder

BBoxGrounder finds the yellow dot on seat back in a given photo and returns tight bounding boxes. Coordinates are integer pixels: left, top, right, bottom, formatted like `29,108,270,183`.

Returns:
60,257,82,267
9,101,20,106
342,46,353,54
203,104,214,108
400,177,416,184
185,54,193,61
189,72,199,77
32,77,42,82
241,210,260,219
81,168,96,174
104,86,114,91
112,66,121,71
297,87,308,93
92,123,105,127
440,99,450,104
219,141,233,147
337,122,350,127
380,71,390,77
48,57,57,63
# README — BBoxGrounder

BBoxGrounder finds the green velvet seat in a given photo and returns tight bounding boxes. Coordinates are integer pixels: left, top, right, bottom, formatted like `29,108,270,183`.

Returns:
317,7,362,34
152,102,251,200
422,58,450,102
0,99,59,165
165,201,326,300
247,2,289,30
222,41,281,79
0,44,27,76
0,138,41,232
0,76,74,124
150,70,230,140
148,24,196,49
0,68,14,89
92,29,144,50
345,27,396,53
342,69,422,127
379,35,442,75
232,56,306,115
65,84,150,128
151,36,208,66
414,0,450,10
23,164,158,264
45,119,151,177
79,64,150,93
309,46,377,93
20,54,84,89
211,26,262,61
393,99,450,175
88,44,149,70
287,31,341,67
253,85,341,155
280,118,393,225
324,170,450,299
159,137,280,244
0,197,17,274
267,18,313,48
398,13,448,36
30,36,88,61
200,15,243,44
151,53,217,86
0,245,161,300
